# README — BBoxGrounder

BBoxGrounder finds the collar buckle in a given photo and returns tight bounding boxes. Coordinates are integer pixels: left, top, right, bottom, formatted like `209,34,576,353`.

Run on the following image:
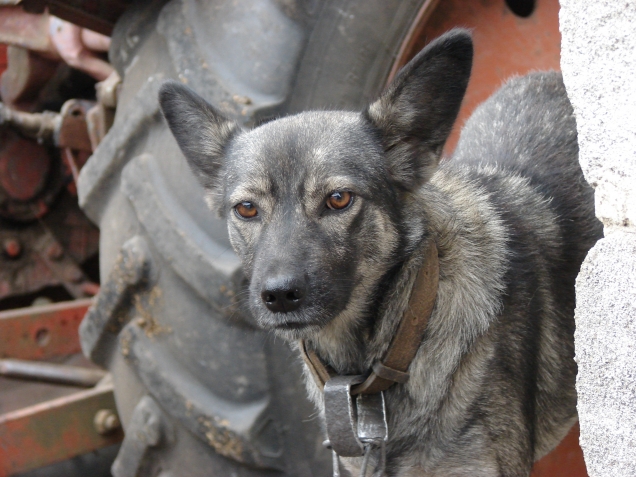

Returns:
323,377,388,476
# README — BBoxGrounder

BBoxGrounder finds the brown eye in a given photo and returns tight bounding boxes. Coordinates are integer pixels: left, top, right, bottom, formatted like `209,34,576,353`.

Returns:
326,191,353,210
235,201,258,219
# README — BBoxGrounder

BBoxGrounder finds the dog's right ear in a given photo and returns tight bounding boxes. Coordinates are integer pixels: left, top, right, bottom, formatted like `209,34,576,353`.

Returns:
365,29,473,191
159,81,238,200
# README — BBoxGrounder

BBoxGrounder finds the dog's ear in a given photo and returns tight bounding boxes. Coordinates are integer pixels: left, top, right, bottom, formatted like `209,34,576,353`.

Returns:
365,29,473,190
159,81,238,197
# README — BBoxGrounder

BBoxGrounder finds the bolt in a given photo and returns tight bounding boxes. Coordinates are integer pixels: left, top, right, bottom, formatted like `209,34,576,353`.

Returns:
94,409,121,435
47,242,63,260
69,268,84,283
32,297,53,307
3,238,21,258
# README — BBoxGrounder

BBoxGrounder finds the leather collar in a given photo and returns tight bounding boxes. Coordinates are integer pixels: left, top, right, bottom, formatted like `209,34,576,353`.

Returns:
299,239,439,395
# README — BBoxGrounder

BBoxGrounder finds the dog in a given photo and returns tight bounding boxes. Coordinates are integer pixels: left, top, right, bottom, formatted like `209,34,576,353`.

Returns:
158,29,602,476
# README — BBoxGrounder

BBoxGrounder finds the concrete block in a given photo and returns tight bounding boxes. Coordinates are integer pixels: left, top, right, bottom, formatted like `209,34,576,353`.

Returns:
560,1,636,475
560,0,636,228
574,233,636,477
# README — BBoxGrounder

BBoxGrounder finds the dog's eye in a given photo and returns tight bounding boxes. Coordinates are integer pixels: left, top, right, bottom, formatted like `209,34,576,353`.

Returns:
235,201,258,219
326,191,353,211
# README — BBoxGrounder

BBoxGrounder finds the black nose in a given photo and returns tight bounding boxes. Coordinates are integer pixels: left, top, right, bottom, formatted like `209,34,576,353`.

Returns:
261,277,306,313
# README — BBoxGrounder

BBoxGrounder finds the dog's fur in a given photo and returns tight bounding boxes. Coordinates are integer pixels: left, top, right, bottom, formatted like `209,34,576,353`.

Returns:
159,29,602,477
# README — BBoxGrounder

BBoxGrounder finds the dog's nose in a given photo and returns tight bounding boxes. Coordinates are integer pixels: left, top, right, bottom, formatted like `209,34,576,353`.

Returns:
261,277,306,313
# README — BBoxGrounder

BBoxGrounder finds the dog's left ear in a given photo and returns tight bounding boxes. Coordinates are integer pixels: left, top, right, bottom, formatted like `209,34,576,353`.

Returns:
159,81,239,204
365,29,473,190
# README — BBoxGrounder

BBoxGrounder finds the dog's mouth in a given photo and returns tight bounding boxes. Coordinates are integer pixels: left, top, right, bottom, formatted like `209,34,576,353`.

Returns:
264,315,324,331
268,320,323,341
254,310,328,340
273,320,312,330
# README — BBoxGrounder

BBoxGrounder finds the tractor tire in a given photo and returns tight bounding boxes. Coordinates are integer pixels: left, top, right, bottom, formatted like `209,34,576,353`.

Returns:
77,0,426,475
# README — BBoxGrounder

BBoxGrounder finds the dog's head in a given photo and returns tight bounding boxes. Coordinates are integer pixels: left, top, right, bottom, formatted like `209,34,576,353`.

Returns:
159,30,472,340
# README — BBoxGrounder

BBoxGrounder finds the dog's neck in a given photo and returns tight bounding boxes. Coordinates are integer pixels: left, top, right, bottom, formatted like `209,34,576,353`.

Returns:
305,238,427,376
303,165,510,382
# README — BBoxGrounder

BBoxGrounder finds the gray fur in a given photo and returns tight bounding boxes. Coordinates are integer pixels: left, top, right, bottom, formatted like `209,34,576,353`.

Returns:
160,29,602,477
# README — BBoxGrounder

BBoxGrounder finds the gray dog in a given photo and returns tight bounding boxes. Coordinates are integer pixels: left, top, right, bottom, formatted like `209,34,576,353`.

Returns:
159,29,602,476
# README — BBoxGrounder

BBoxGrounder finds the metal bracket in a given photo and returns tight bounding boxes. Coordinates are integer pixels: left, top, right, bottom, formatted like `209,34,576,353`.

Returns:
324,376,389,476
357,393,388,477
324,375,365,457
357,393,388,443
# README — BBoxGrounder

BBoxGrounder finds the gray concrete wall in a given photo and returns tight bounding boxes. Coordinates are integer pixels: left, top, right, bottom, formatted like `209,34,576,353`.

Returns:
559,1,636,476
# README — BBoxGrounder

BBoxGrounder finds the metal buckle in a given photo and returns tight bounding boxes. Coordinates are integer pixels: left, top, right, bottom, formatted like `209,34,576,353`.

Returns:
357,392,388,476
324,375,365,457
324,376,388,477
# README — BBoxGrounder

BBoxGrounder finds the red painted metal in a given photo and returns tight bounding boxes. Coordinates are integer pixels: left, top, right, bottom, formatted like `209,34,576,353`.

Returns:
58,99,96,152
0,299,92,360
392,0,562,155
0,45,59,111
0,6,51,53
1,23,109,477
0,129,51,202
21,0,129,36
0,382,123,477
0,8,103,304
0,299,122,476
0,44,6,73
0,210,100,303
0,6,114,82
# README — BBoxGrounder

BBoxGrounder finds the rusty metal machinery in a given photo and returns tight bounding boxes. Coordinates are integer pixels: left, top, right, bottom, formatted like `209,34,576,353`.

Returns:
0,3,117,308
0,104,100,307
0,299,122,477
19,0,131,37
0,105,100,306
0,6,119,476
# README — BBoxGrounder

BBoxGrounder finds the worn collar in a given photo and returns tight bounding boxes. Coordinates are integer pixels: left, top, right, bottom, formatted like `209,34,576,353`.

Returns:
299,239,439,395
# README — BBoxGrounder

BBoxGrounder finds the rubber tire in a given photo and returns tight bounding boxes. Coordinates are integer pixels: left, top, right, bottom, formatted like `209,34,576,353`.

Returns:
77,1,426,475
